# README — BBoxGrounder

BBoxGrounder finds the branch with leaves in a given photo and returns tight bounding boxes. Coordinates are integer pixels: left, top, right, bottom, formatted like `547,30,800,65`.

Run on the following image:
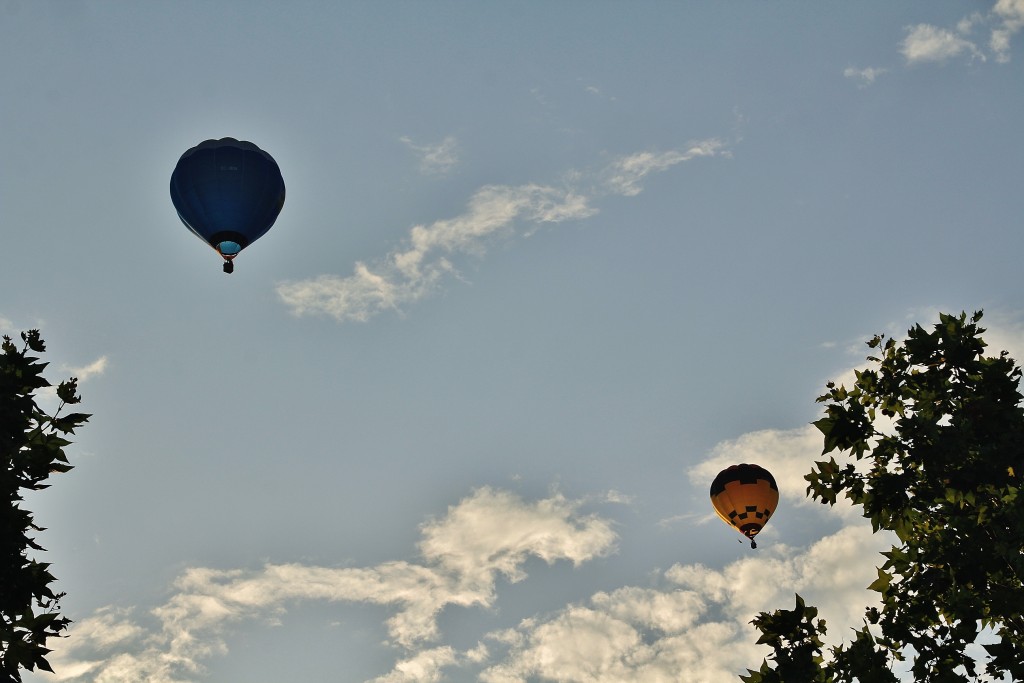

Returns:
745,312,1024,682
1,331,89,681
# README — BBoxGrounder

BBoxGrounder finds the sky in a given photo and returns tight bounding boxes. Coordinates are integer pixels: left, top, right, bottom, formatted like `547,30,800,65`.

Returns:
2,1,1024,681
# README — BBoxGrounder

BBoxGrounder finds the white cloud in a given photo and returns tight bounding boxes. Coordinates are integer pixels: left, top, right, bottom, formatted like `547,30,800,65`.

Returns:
474,409,899,683
277,184,596,322
667,525,891,644
370,644,490,682
38,488,617,681
899,1,1024,66
901,23,983,64
687,424,865,523
66,355,108,382
46,521,892,683
418,487,618,585
991,0,1024,62
40,309,1023,683
400,135,460,176
479,524,890,683
39,407,922,683
277,140,726,323
601,140,726,197
424,309,1024,683
831,306,1024,382
370,646,457,683
843,65,887,87
27,354,108,414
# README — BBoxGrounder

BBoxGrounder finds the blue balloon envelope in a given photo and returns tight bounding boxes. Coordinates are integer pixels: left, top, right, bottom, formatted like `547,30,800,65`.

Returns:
170,138,285,273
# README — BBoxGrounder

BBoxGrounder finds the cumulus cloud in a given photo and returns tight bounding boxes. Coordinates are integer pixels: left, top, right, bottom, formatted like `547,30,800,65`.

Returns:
899,2,1024,66
383,310,1024,683
686,424,869,525
474,400,902,683
400,135,460,176
667,525,891,644
479,524,890,683
991,0,1024,61
419,487,618,585
901,23,984,64
38,488,617,682
277,140,726,323
369,646,456,683
35,416,913,683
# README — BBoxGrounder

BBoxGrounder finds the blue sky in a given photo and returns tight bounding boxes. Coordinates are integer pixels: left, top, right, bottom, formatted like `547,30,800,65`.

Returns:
3,1,1024,681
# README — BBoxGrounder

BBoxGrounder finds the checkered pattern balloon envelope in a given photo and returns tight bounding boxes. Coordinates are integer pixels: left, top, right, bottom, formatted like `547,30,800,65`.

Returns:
710,463,779,549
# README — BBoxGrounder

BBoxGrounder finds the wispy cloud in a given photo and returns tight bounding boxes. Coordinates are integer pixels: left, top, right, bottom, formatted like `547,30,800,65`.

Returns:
400,135,460,176
600,140,726,197
65,356,108,382
277,184,596,322
277,139,727,323
843,65,887,87
39,488,617,681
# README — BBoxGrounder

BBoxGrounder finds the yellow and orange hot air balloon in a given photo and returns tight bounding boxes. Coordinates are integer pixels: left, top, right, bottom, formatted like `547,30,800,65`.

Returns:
710,463,779,549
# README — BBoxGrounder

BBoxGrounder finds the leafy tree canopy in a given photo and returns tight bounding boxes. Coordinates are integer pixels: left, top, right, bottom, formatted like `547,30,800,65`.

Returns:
1,331,88,681
743,311,1024,683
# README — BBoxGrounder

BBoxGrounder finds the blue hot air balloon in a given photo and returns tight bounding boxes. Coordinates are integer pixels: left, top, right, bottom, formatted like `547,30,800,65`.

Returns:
170,138,285,273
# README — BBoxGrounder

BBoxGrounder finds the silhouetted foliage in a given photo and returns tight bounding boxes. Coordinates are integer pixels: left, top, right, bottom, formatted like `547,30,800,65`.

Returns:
743,312,1024,682
1,331,88,681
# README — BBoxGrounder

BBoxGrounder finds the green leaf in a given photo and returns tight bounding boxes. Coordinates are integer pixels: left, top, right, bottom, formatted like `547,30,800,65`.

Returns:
867,568,892,593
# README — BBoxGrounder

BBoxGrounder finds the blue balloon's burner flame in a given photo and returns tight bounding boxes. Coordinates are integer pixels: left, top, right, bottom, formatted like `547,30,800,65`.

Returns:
216,241,242,258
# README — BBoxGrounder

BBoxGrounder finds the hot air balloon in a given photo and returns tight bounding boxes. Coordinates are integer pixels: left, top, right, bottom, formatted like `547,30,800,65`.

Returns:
170,138,285,273
710,463,779,549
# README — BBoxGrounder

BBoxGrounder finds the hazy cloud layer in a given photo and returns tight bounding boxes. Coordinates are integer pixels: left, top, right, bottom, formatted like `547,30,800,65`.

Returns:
276,140,726,323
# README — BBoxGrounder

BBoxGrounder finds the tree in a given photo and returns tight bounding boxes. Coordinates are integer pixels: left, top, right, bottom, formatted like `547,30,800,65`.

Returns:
743,311,1024,682
1,331,89,681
